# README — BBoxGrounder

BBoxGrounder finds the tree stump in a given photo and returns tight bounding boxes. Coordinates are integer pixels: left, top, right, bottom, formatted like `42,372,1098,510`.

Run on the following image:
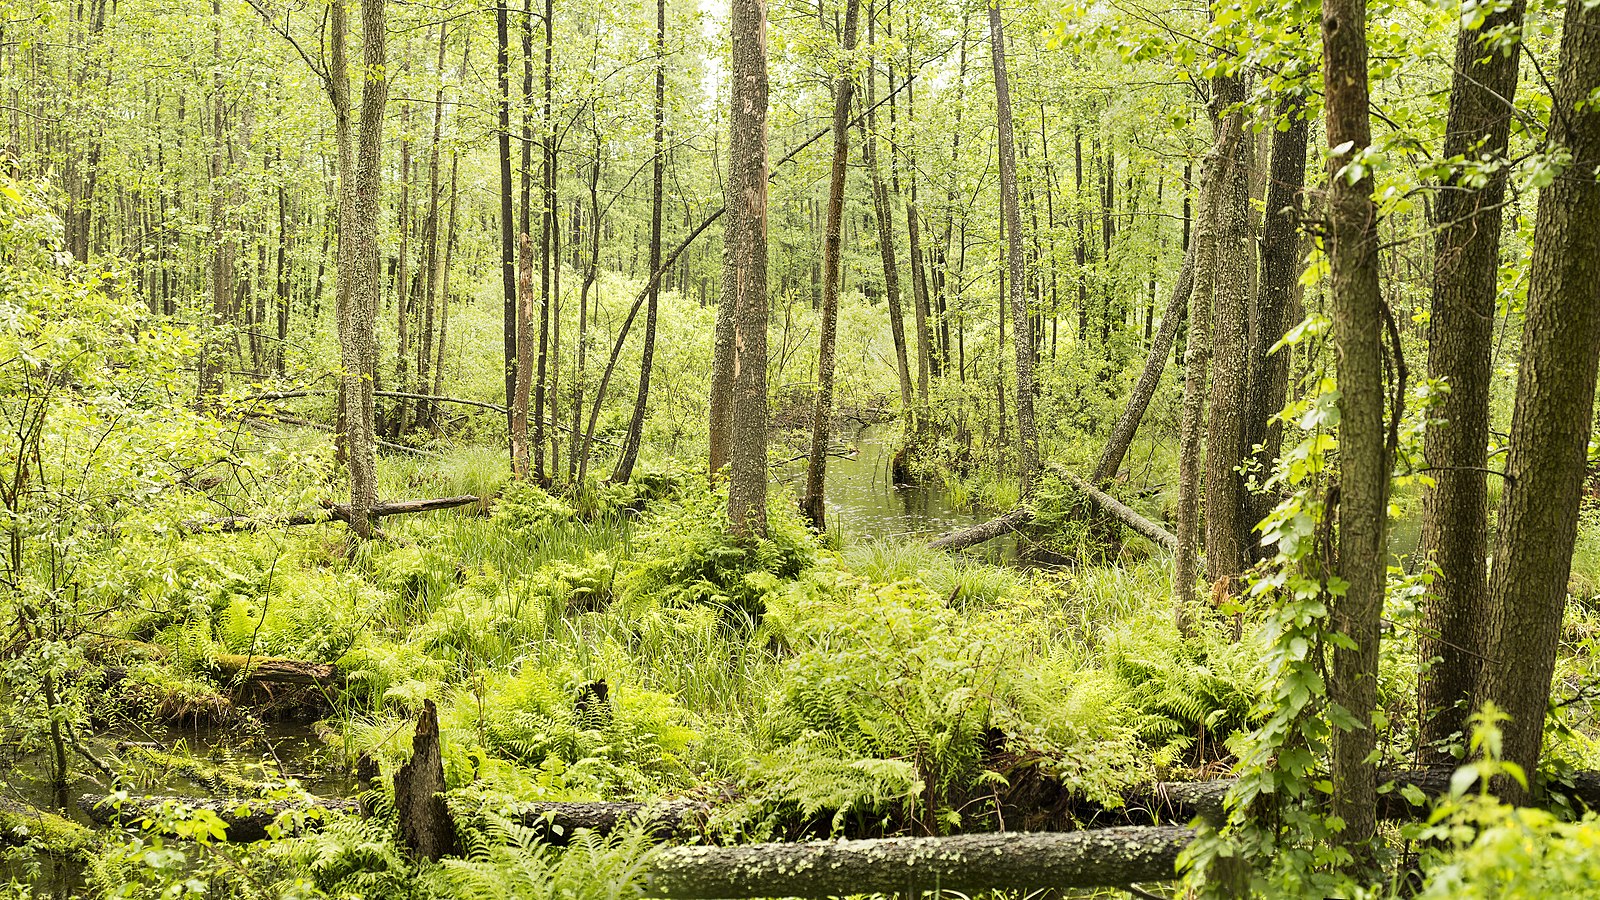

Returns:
394,699,455,860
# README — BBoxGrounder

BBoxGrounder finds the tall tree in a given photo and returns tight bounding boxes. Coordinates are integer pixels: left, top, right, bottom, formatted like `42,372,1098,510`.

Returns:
512,233,536,477
339,0,389,539
861,1,914,423
536,0,555,484
1416,0,1527,762
725,0,770,537
1322,0,1389,859
801,0,862,529
988,1,1038,493
1203,73,1254,589
1243,98,1309,554
613,0,668,485
1477,0,1600,802
1173,118,1239,632
497,2,518,441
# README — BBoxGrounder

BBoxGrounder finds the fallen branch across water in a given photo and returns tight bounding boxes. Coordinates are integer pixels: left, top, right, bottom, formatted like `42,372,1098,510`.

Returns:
927,506,1034,551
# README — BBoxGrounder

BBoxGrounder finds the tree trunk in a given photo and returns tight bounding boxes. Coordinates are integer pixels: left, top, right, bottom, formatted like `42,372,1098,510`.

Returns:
395,699,456,860
1416,0,1527,763
1173,119,1240,632
1243,99,1309,558
725,0,770,538
1322,0,1389,859
1092,238,1196,484
393,95,412,437
511,233,536,477
1478,0,1600,802
1203,75,1253,588
416,24,448,430
197,0,231,406
800,0,861,529
498,3,518,443
861,6,914,424
613,0,668,486
433,152,459,408
536,0,555,485
988,3,1038,494
334,0,387,541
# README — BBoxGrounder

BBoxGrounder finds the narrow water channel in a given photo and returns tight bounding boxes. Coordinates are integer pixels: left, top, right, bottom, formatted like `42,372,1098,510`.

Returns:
780,424,1014,555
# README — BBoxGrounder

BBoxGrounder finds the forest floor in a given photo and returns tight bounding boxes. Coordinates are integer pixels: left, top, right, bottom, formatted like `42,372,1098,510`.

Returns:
9,438,1600,897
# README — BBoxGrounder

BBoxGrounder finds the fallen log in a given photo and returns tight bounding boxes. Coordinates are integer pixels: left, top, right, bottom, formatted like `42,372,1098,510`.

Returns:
213,653,337,688
511,799,711,844
80,793,360,842
0,796,95,857
87,638,338,690
927,506,1035,551
182,494,481,534
643,827,1195,898
1058,471,1179,553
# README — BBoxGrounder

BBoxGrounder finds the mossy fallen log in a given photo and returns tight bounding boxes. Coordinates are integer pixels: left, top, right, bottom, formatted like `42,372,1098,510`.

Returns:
0,797,96,857
80,793,359,843
642,826,1196,898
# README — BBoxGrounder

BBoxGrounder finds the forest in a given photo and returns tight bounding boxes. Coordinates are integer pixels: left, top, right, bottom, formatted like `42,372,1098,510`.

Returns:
1,0,1599,893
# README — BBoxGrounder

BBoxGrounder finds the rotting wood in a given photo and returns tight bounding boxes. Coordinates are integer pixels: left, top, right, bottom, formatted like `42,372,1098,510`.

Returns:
80,793,359,842
395,699,456,860
642,827,1195,899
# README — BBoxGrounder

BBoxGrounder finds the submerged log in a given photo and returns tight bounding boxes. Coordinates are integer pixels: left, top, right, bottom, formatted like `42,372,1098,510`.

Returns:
643,826,1195,898
80,793,359,842
182,494,481,534
927,506,1034,551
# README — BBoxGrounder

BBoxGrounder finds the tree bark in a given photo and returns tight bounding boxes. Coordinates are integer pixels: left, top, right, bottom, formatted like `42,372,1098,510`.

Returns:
927,506,1034,551
498,3,518,442
1478,0,1600,803
724,0,770,538
801,0,861,529
988,3,1038,494
1416,0,1527,763
1322,0,1389,859
861,5,914,424
1203,75,1253,588
395,699,456,860
1243,98,1309,558
1174,121,1239,632
643,827,1193,898
511,233,536,477
393,91,413,436
337,0,388,540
